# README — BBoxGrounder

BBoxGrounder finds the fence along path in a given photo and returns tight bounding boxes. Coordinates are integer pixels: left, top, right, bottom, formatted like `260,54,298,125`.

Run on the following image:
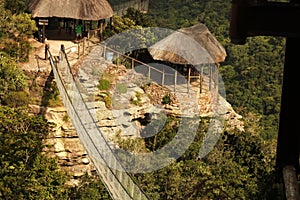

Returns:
72,36,218,96
47,47,149,200
99,43,218,95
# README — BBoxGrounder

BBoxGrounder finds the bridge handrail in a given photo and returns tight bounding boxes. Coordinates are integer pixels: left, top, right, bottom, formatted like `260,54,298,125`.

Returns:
47,47,150,200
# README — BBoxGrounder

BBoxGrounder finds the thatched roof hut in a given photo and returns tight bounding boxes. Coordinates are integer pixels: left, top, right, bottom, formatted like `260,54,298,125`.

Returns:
29,0,114,20
148,23,226,65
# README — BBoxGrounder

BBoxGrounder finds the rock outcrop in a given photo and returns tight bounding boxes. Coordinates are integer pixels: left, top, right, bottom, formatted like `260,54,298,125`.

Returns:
24,40,244,186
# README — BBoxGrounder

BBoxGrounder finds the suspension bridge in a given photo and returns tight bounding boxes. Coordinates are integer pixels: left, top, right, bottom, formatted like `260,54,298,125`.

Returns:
48,45,150,200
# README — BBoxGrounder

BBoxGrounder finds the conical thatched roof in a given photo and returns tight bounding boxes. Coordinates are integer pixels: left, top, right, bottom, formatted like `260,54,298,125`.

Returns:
148,23,227,65
29,0,114,20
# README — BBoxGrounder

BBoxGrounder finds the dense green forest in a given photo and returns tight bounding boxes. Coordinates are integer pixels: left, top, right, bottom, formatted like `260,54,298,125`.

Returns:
147,0,284,140
0,0,294,199
130,0,286,198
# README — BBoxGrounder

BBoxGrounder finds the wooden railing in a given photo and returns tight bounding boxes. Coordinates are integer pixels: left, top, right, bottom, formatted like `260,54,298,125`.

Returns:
70,36,219,95
100,43,219,95
47,46,150,200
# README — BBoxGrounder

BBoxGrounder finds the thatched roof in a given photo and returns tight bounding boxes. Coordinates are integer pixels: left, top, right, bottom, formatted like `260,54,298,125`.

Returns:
29,0,114,20
148,23,227,65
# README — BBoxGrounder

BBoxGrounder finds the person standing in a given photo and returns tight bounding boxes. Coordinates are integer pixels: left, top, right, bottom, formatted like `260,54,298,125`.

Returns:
75,22,83,41
58,19,64,34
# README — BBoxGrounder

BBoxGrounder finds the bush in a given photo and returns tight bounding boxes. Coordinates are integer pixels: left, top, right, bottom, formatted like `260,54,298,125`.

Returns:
131,92,142,106
98,79,111,91
98,91,112,109
42,81,62,107
116,83,127,94
2,91,29,107
162,94,172,105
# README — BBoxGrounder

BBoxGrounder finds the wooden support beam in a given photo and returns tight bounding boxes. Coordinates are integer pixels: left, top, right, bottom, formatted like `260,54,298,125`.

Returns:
230,1,300,44
187,65,191,93
283,165,300,200
276,37,300,200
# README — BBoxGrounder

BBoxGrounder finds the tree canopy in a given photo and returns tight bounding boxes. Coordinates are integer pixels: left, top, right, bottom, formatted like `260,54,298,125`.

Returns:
0,0,292,199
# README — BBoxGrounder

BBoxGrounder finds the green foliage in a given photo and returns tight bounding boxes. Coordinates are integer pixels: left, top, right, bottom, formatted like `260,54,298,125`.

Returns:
0,52,27,104
220,36,284,139
149,0,283,140
93,2,287,198
98,78,111,91
9,12,37,38
103,14,166,53
0,52,27,91
98,91,112,109
68,173,112,200
130,91,142,106
116,82,127,94
4,0,28,14
161,94,172,105
0,106,70,199
102,15,137,39
0,0,288,199
63,114,70,122
135,115,282,199
114,130,148,153
143,116,178,151
0,3,37,61
124,7,154,27
42,80,62,107
0,1,11,38
2,90,29,107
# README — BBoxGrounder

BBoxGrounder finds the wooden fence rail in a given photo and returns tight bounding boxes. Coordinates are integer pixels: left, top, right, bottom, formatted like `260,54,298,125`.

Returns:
74,37,219,95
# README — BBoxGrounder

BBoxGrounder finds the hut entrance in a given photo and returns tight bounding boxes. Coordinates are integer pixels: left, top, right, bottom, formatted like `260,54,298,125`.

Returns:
34,17,109,43
29,0,114,43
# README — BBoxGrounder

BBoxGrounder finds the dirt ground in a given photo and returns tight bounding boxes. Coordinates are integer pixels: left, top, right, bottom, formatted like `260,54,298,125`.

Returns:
19,37,80,73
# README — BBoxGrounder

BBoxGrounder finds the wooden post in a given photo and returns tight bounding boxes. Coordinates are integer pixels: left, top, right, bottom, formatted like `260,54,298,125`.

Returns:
16,42,20,62
59,44,65,61
78,43,80,59
117,53,120,66
215,63,219,100
131,59,134,70
83,38,86,55
42,24,46,43
200,65,203,94
148,65,151,79
209,63,212,91
87,33,90,52
35,55,40,72
45,43,49,60
187,65,191,93
103,45,106,58
162,67,165,86
110,17,113,29
174,70,177,93
100,22,103,40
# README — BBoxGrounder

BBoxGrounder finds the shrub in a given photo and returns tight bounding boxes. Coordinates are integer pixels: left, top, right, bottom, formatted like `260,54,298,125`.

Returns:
116,83,127,94
42,81,62,107
98,91,112,109
63,114,69,122
162,94,172,105
2,91,29,107
98,78,111,91
131,92,142,106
